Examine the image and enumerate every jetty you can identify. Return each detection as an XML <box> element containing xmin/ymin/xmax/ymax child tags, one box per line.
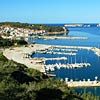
<box><xmin>46</xmin><ymin>51</ymin><xmax>77</xmax><ymax>56</ymax></box>
<box><xmin>54</xmin><ymin>48</ymin><xmax>78</xmax><ymax>52</ymax></box>
<box><xmin>66</xmin><ymin>81</ymin><xmax>100</xmax><ymax>87</ymax></box>
<box><xmin>65</xmin><ymin>77</ymin><xmax>100</xmax><ymax>87</ymax></box>
<box><xmin>47</xmin><ymin>74</ymin><xmax>56</xmax><ymax>77</ymax></box>
<box><xmin>49</xmin><ymin>45</ymin><xmax>100</xmax><ymax>57</ymax></box>
<box><xmin>91</xmin><ymin>47</ymin><xmax>100</xmax><ymax>56</ymax></box>
<box><xmin>22</xmin><ymin>35</ymin><xmax>88</xmax><ymax>40</ymax></box>
<box><xmin>43</xmin><ymin>57</ymin><xmax>67</xmax><ymax>61</ymax></box>
<box><xmin>39</xmin><ymin>36</ymin><xmax>88</xmax><ymax>40</ymax></box>
<box><xmin>45</xmin><ymin>62</ymin><xmax>91</xmax><ymax>70</ymax></box>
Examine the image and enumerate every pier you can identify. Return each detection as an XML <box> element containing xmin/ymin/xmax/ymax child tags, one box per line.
<box><xmin>38</xmin><ymin>36</ymin><xmax>88</xmax><ymax>40</ymax></box>
<box><xmin>91</xmin><ymin>47</ymin><xmax>100</xmax><ymax>56</ymax></box>
<box><xmin>52</xmin><ymin>45</ymin><xmax>92</xmax><ymax>50</ymax></box>
<box><xmin>43</xmin><ymin>57</ymin><xmax>67</xmax><ymax>61</ymax></box>
<box><xmin>45</xmin><ymin>62</ymin><xmax>91</xmax><ymax>70</ymax></box>
<box><xmin>65</xmin><ymin>77</ymin><xmax>100</xmax><ymax>87</ymax></box>
<box><xmin>54</xmin><ymin>48</ymin><xmax>78</xmax><ymax>52</ymax></box>
<box><xmin>49</xmin><ymin>45</ymin><xmax>100</xmax><ymax>57</ymax></box>
<box><xmin>46</xmin><ymin>51</ymin><xmax>77</xmax><ymax>56</ymax></box>
<box><xmin>66</xmin><ymin>81</ymin><xmax>100</xmax><ymax>87</ymax></box>
<box><xmin>32</xmin><ymin>44</ymin><xmax>100</xmax><ymax>57</ymax></box>
<box><xmin>23</xmin><ymin>35</ymin><xmax>88</xmax><ymax>40</ymax></box>
<box><xmin>47</xmin><ymin>74</ymin><xmax>56</xmax><ymax>77</ymax></box>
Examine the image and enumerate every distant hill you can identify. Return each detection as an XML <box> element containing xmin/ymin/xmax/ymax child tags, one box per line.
<box><xmin>0</xmin><ymin>22</ymin><xmax>68</xmax><ymax>34</ymax></box>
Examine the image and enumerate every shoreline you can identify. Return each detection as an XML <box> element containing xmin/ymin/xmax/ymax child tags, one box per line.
<box><xmin>3</xmin><ymin>44</ymin><xmax>100</xmax><ymax>74</ymax></box>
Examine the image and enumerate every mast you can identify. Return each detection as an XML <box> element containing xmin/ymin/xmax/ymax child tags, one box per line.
<box><xmin>75</xmin><ymin>56</ymin><xmax>76</xmax><ymax>64</ymax></box>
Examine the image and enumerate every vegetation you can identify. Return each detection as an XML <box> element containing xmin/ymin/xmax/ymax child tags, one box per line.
<box><xmin>0</xmin><ymin>37</ymin><xmax>27</xmax><ymax>47</ymax></box>
<box><xmin>0</xmin><ymin>22</ymin><xmax>68</xmax><ymax>32</ymax></box>
<box><xmin>0</xmin><ymin>52</ymin><xmax>99</xmax><ymax>100</ymax></box>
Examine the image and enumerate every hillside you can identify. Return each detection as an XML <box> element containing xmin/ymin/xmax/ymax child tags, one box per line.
<box><xmin>0</xmin><ymin>52</ymin><xmax>99</xmax><ymax>100</ymax></box>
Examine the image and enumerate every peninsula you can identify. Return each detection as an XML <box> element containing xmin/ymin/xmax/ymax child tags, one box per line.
<box><xmin>0</xmin><ymin>22</ymin><xmax>68</xmax><ymax>39</ymax></box>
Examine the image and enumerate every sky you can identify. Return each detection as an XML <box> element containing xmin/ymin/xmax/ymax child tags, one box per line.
<box><xmin>0</xmin><ymin>0</ymin><xmax>100</xmax><ymax>23</ymax></box>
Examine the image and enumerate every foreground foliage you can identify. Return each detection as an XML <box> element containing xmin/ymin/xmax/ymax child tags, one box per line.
<box><xmin>0</xmin><ymin>52</ymin><xmax>99</xmax><ymax>100</ymax></box>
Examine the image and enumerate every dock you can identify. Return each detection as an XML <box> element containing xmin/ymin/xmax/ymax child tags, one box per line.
<box><xmin>65</xmin><ymin>77</ymin><xmax>100</xmax><ymax>87</ymax></box>
<box><xmin>50</xmin><ymin>45</ymin><xmax>100</xmax><ymax>57</ymax></box>
<box><xmin>46</xmin><ymin>51</ymin><xmax>77</xmax><ymax>56</ymax></box>
<box><xmin>65</xmin><ymin>76</ymin><xmax>100</xmax><ymax>87</ymax></box>
<box><xmin>91</xmin><ymin>47</ymin><xmax>100</xmax><ymax>56</ymax></box>
<box><xmin>43</xmin><ymin>57</ymin><xmax>67</xmax><ymax>61</ymax></box>
<box><xmin>54</xmin><ymin>48</ymin><xmax>78</xmax><ymax>52</ymax></box>
<box><xmin>52</xmin><ymin>45</ymin><xmax>92</xmax><ymax>50</ymax></box>
<box><xmin>47</xmin><ymin>74</ymin><xmax>56</xmax><ymax>77</ymax></box>
<box><xmin>45</xmin><ymin>62</ymin><xmax>91</xmax><ymax>70</ymax></box>
<box><xmin>66</xmin><ymin>81</ymin><xmax>100</xmax><ymax>87</ymax></box>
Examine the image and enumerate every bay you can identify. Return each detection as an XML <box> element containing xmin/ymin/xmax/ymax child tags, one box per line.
<box><xmin>28</xmin><ymin>24</ymin><xmax>100</xmax><ymax>95</ymax></box>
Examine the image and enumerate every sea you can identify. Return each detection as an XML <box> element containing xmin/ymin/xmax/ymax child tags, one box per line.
<box><xmin>28</xmin><ymin>24</ymin><xmax>100</xmax><ymax>96</ymax></box>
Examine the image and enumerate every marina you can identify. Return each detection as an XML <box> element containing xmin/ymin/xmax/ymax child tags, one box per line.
<box><xmin>1</xmin><ymin>0</ymin><xmax>100</xmax><ymax>98</ymax></box>
<box><xmin>2</xmin><ymin>25</ymin><xmax>100</xmax><ymax>96</ymax></box>
<box><xmin>2</xmin><ymin>26</ymin><xmax>100</xmax><ymax>92</ymax></box>
<box><xmin>3</xmin><ymin>43</ymin><xmax>100</xmax><ymax>73</ymax></box>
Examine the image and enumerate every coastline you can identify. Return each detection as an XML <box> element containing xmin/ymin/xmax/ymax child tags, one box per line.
<box><xmin>3</xmin><ymin>44</ymin><xmax>100</xmax><ymax>74</ymax></box>
<box><xmin>3</xmin><ymin>44</ymin><xmax>51</xmax><ymax>73</ymax></box>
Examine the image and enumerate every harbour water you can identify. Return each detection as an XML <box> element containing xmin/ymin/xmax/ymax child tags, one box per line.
<box><xmin>28</xmin><ymin>24</ymin><xmax>100</xmax><ymax>95</ymax></box>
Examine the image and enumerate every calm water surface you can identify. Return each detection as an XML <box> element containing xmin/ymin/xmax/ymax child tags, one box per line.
<box><xmin>28</xmin><ymin>26</ymin><xmax>100</xmax><ymax>95</ymax></box>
